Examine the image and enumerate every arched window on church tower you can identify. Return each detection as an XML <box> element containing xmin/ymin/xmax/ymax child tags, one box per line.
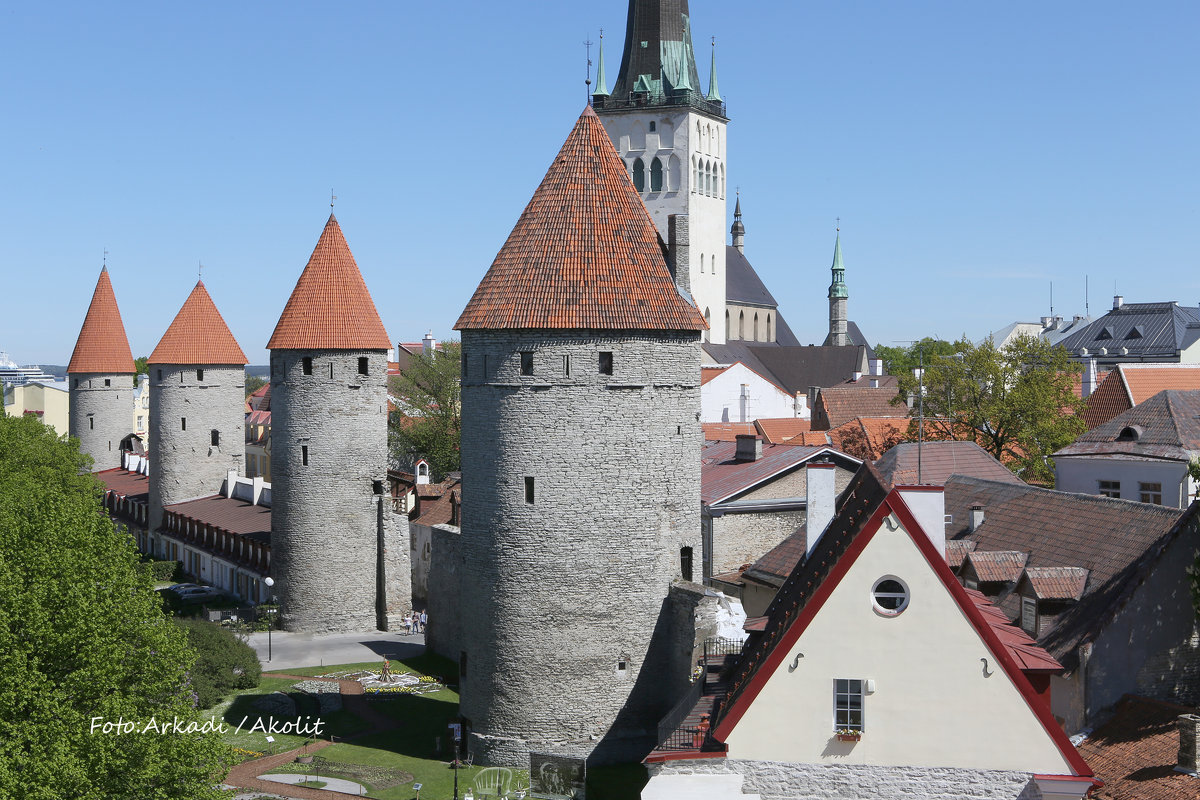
<box><xmin>705</xmin><ymin>161</ymin><xmax>712</xmax><ymax>196</ymax></box>
<box><xmin>720</xmin><ymin>163</ymin><xmax>726</xmax><ymax>198</ymax></box>
<box><xmin>753</xmin><ymin>313</ymin><xmax>760</xmax><ymax>341</ymax></box>
<box><xmin>632</xmin><ymin>158</ymin><xmax>645</xmax><ymax>192</ymax></box>
<box><xmin>704</xmin><ymin>308</ymin><xmax>711</xmax><ymax>342</ymax></box>
<box><xmin>650</xmin><ymin>157</ymin><xmax>663</xmax><ymax>192</ymax></box>
<box><xmin>699</xmin><ymin>253</ymin><xmax>704</xmax><ymax>273</ymax></box>
<box><xmin>739</xmin><ymin>310</ymin><xmax>745</xmax><ymax>339</ymax></box>
<box><xmin>692</xmin><ymin>157</ymin><xmax>699</xmax><ymax>193</ymax></box>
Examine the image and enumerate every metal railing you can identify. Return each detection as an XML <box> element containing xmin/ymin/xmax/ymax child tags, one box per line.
<box><xmin>593</xmin><ymin>93</ymin><xmax>727</xmax><ymax>118</ymax></box>
<box><xmin>657</xmin><ymin>724</ymin><xmax>715</xmax><ymax>752</ymax></box>
<box><xmin>656</xmin><ymin>678</ymin><xmax>702</xmax><ymax>746</ymax></box>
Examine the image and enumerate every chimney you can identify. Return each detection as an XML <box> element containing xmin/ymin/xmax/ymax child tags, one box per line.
<box><xmin>851</xmin><ymin>371</ymin><xmax>862</xmax><ymax>383</ymax></box>
<box><xmin>897</xmin><ymin>486</ymin><xmax>946</xmax><ymax>560</ymax></box>
<box><xmin>808</xmin><ymin>386</ymin><xmax>820</xmax><ymax>412</ymax></box>
<box><xmin>795</xmin><ymin>392</ymin><xmax>810</xmax><ymax>420</ymax></box>
<box><xmin>1040</xmin><ymin>316</ymin><xmax>1053</xmax><ymax>328</ymax></box>
<box><xmin>969</xmin><ymin>505</ymin><xmax>985</xmax><ymax>532</ymax></box>
<box><xmin>805</xmin><ymin>461</ymin><xmax>837</xmax><ymax>557</ymax></box>
<box><xmin>1177</xmin><ymin>714</ymin><xmax>1200</xmax><ymax>775</ymax></box>
<box><xmin>1082</xmin><ymin>358</ymin><xmax>1098</xmax><ymax>397</ymax></box>
<box><xmin>224</xmin><ymin>469</ymin><xmax>238</xmax><ymax>499</ymax></box>
<box><xmin>422</xmin><ymin>331</ymin><xmax>437</xmax><ymax>357</ymax></box>
<box><xmin>734</xmin><ymin>434</ymin><xmax>762</xmax><ymax>462</ymax></box>
<box><xmin>1113</xmin><ymin>295</ymin><xmax>1124</xmax><ymax>310</ymax></box>
<box><xmin>668</xmin><ymin>214</ymin><xmax>691</xmax><ymax>295</ymax></box>
<box><xmin>739</xmin><ymin>383</ymin><xmax>750</xmax><ymax>423</ymax></box>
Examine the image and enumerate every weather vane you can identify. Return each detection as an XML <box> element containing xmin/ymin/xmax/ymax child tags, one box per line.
<box><xmin>198</xmin><ymin>260</ymin><xmax>203</xmax><ymax>281</ymax></box>
<box><xmin>103</xmin><ymin>248</ymin><xmax>108</xmax><ymax>268</ymax></box>
<box><xmin>836</xmin><ymin>216</ymin><xmax>841</xmax><ymax>232</ymax></box>
<box><xmin>585</xmin><ymin>35</ymin><xmax>593</xmax><ymax>98</ymax></box>
<box><xmin>331</xmin><ymin>190</ymin><xmax>337</xmax><ymax>209</ymax></box>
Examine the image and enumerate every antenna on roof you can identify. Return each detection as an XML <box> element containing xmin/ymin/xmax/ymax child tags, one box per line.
<box><xmin>331</xmin><ymin>190</ymin><xmax>337</xmax><ymax>210</ymax></box>
<box><xmin>584</xmin><ymin>34</ymin><xmax>594</xmax><ymax>104</ymax></box>
<box><xmin>1050</xmin><ymin>281</ymin><xmax>1054</xmax><ymax>317</ymax></box>
<box><xmin>1086</xmin><ymin>275</ymin><xmax>1090</xmax><ymax>316</ymax></box>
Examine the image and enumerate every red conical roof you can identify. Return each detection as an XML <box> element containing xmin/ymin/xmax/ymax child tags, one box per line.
<box><xmin>267</xmin><ymin>214</ymin><xmax>391</xmax><ymax>350</ymax></box>
<box><xmin>67</xmin><ymin>267</ymin><xmax>136</xmax><ymax>374</ymax></box>
<box><xmin>149</xmin><ymin>281</ymin><xmax>248</xmax><ymax>365</ymax></box>
<box><xmin>455</xmin><ymin>106</ymin><xmax>706</xmax><ymax>331</ymax></box>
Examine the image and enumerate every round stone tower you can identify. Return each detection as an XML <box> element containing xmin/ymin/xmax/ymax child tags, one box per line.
<box><xmin>455</xmin><ymin>107</ymin><xmax>707</xmax><ymax>766</ymax></box>
<box><xmin>267</xmin><ymin>214</ymin><xmax>402</xmax><ymax>633</ymax></box>
<box><xmin>147</xmin><ymin>280</ymin><xmax>248</xmax><ymax>531</ymax></box>
<box><xmin>68</xmin><ymin>266</ymin><xmax>136</xmax><ymax>471</ymax></box>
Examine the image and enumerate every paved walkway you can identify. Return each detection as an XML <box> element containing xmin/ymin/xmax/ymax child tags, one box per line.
<box><xmin>248</xmin><ymin>629</ymin><xmax>425</xmax><ymax>671</ymax></box>
<box><xmin>261</xmin><ymin>774</ymin><xmax>368</xmax><ymax>795</ymax></box>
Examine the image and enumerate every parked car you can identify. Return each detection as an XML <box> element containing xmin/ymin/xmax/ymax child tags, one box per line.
<box><xmin>161</xmin><ymin>583</ymin><xmax>201</xmax><ymax>594</ymax></box>
<box><xmin>173</xmin><ymin>586</ymin><xmax>226</xmax><ymax>603</ymax></box>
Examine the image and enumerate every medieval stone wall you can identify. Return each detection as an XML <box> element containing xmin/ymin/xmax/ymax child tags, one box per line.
<box><xmin>69</xmin><ymin>372</ymin><xmax>132</xmax><ymax>471</ymax></box>
<box><xmin>458</xmin><ymin>329</ymin><xmax>702</xmax><ymax>766</ymax></box>
<box><xmin>269</xmin><ymin>348</ymin><xmax>400</xmax><ymax>633</ymax></box>
<box><xmin>710</xmin><ymin>508</ymin><xmax>806</xmax><ymax>577</ymax></box>
<box><xmin>149</xmin><ymin>364</ymin><xmax>245</xmax><ymax>530</ymax></box>
<box><xmin>426</xmin><ymin>523</ymin><xmax>463</xmax><ymax>663</ymax></box>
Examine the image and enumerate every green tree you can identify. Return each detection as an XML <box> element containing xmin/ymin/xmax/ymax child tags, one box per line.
<box><xmin>174</xmin><ymin>619</ymin><xmax>261</xmax><ymax>709</ymax></box>
<box><xmin>898</xmin><ymin>334</ymin><xmax>1084</xmax><ymax>485</ymax></box>
<box><xmin>388</xmin><ymin>341</ymin><xmax>461</xmax><ymax>480</ymax></box>
<box><xmin>134</xmin><ymin>355</ymin><xmax>149</xmax><ymax>386</ymax></box>
<box><xmin>0</xmin><ymin>414</ymin><xmax>231</xmax><ymax>800</ymax></box>
<box><xmin>244</xmin><ymin>375</ymin><xmax>267</xmax><ymax>398</ymax></box>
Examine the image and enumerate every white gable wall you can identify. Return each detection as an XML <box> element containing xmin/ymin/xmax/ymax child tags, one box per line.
<box><xmin>723</xmin><ymin>512</ymin><xmax>1075</xmax><ymax>775</ymax></box>
<box><xmin>701</xmin><ymin>363</ymin><xmax>795</xmax><ymax>423</ymax></box>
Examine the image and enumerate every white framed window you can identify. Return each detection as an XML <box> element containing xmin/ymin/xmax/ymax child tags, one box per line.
<box><xmin>1139</xmin><ymin>482</ymin><xmax>1162</xmax><ymax>505</ymax></box>
<box><xmin>1098</xmin><ymin>480</ymin><xmax>1120</xmax><ymax>498</ymax></box>
<box><xmin>1021</xmin><ymin>596</ymin><xmax>1038</xmax><ymax>635</ymax></box>
<box><xmin>872</xmin><ymin>576</ymin><xmax>909</xmax><ymax>616</ymax></box>
<box><xmin>834</xmin><ymin>679</ymin><xmax>864</xmax><ymax>731</ymax></box>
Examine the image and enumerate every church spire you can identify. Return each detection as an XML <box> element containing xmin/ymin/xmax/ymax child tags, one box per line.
<box><xmin>730</xmin><ymin>193</ymin><xmax>745</xmax><ymax>252</ymax></box>
<box><xmin>828</xmin><ymin>227</ymin><xmax>849</xmax><ymax>347</ymax></box>
<box><xmin>594</xmin><ymin>30</ymin><xmax>610</xmax><ymax>97</ymax></box>
<box><xmin>707</xmin><ymin>38</ymin><xmax>721</xmax><ymax>102</ymax></box>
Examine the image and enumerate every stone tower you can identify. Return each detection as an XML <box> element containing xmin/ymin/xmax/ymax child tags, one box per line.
<box><xmin>68</xmin><ymin>266</ymin><xmax>136</xmax><ymax>470</ymax></box>
<box><xmin>455</xmin><ymin>106</ymin><xmax>707</xmax><ymax>766</ymax></box>
<box><xmin>594</xmin><ymin>0</ymin><xmax>729</xmax><ymax>342</ymax></box>
<box><xmin>730</xmin><ymin>194</ymin><xmax>745</xmax><ymax>253</ymax></box>
<box><xmin>828</xmin><ymin>231</ymin><xmax>849</xmax><ymax>347</ymax></box>
<box><xmin>267</xmin><ymin>214</ymin><xmax>409</xmax><ymax>633</ymax></box>
<box><xmin>147</xmin><ymin>280</ymin><xmax>248</xmax><ymax>532</ymax></box>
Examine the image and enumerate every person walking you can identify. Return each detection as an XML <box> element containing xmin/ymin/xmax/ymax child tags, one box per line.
<box><xmin>420</xmin><ymin>610</ymin><xmax>427</xmax><ymax>633</ymax></box>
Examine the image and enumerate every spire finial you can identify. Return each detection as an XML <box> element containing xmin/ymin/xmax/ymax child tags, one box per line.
<box><xmin>198</xmin><ymin>260</ymin><xmax>204</xmax><ymax>282</ymax></box>
<box><xmin>836</xmin><ymin>216</ymin><xmax>840</xmax><ymax>232</ymax></box>
<box><xmin>102</xmin><ymin>248</ymin><xmax>108</xmax><ymax>270</ymax></box>
<box><xmin>330</xmin><ymin>190</ymin><xmax>337</xmax><ymax>210</ymax></box>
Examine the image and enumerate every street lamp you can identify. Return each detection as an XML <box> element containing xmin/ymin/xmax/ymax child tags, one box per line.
<box><xmin>263</xmin><ymin>576</ymin><xmax>276</xmax><ymax>662</ymax></box>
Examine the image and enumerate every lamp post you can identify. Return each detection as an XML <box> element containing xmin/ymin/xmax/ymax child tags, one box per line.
<box><xmin>264</xmin><ymin>576</ymin><xmax>276</xmax><ymax>662</ymax></box>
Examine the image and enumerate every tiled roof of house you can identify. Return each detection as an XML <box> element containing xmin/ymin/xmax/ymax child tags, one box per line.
<box><xmin>246</xmin><ymin>381</ymin><xmax>271</xmax><ymax>412</ymax></box>
<box><xmin>455</xmin><ymin>107</ymin><xmax>705</xmax><ymax>332</ymax></box>
<box><xmin>413</xmin><ymin>478</ymin><xmax>461</xmax><ymax>528</ymax></box>
<box><xmin>701</xmin><ymin>422</ymin><xmax>756</xmax><ymax>442</ymax></box>
<box><xmin>700</xmin><ymin>365</ymin><xmax>728</xmax><ymax>385</ymax></box>
<box><xmin>753</xmin><ymin>417</ymin><xmax>812</xmax><ymax>444</ymax></box>
<box><xmin>267</xmin><ymin>214</ymin><xmax>391</xmax><ymax>351</ymax></box>
<box><xmin>812</xmin><ymin>386</ymin><xmax>907</xmax><ymax>430</ymax></box>
<box><xmin>701</xmin><ymin>440</ymin><xmax>855</xmax><ymax>506</ymax></box>
<box><xmin>702</xmin><ymin>343</ymin><xmax>868</xmax><ymax>396</ymax></box>
<box><xmin>944</xmin><ymin>475</ymin><xmax>1188</xmax><ymax>668</ymax></box>
<box><xmin>826</xmin><ymin>416</ymin><xmax>908</xmax><ymax>461</ymax></box>
<box><xmin>1055</xmin><ymin>390</ymin><xmax>1200</xmax><ymax>461</ymax></box>
<box><xmin>742</xmin><ymin>528</ymin><xmax>807</xmax><ymax>587</ymax></box>
<box><xmin>963</xmin><ymin>549</ymin><xmax>1029</xmax><ymax>583</ymax></box>
<box><xmin>1022</xmin><ymin>567</ymin><xmax>1089</xmax><ymax>601</ymax></box>
<box><xmin>966</xmin><ymin>588</ymin><xmax>1064</xmax><ymax>672</ymax></box>
<box><xmin>1075</xmin><ymin>695</ymin><xmax>1200</xmax><ymax>800</ymax></box>
<box><xmin>1083</xmin><ymin>365</ymin><xmax>1200</xmax><ymax>429</ymax></box>
<box><xmin>946</xmin><ymin>539</ymin><xmax>976</xmax><ymax>569</ymax></box>
<box><xmin>148</xmin><ymin>281</ymin><xmax>248</xmax><ymax>365</ymax></box>
<box><xmin>95</xmin><ymin>467</ymin><xmax>150</xmax><ymax>502</ymax></box>
<box><xmin>874</xmin><ymin>441</ymin><xmax>1024</xmax><ymax>486</ymax></box>
<box><xmin>67</xmin><ymin>267</ymin><xmax>135</xmax><ymax>374</ymax></box>
<box><xmin>165</xmin><ymin>495</ymin><xmax>270</xmax><ymax>544</ymax></box>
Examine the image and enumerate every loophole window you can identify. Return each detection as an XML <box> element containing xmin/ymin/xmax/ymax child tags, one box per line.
<box><xmin>871</xmin><ymin>576</ymin><xmax>909</xmax><ymax>616</ymax></box>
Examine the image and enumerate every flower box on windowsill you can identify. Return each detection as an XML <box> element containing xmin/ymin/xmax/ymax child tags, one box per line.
<box><xmin>835</xmin><ymin>730</ymin><xmax>862</xmax><ymax>742</ymax></box>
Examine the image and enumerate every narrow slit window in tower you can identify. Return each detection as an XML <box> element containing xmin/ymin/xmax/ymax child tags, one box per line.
<box><xmin>524</xmin><ymin>476</ymin><xmax>535</xmax><ymax>504</ymax></box>
<box><xmin>302</xmin><ymin>445</ymin><xmax>309</xmax><ymax>466</ymax></box>
<box><xmin>649</xmin><ymin>121</ymin><xmax>656</xmax><ymax>131</ymax></box>
<box><xmin>520</xmin><ymin>351</ymin><xmax>533</xmax><ymax>376</ymax></box>
<box><xmin>302</xmin><ymin>357</ymin><xmax>313</xmax><ymax>375</ymax></box>
<box><xmin>181</xmin><ymin>417</ymin><xmax>187</xmax><ymax>431</ymax></box>
<box><xmin>104</xmin><ymin>378</ymin><xmax>111</xmax><ymax>387</ymax></box>
<box><xmin>329</xmin><ymin>362</ymin><xmax>334</xmax><ymax>379</ymax></box>
<box><xmin>563</xmin><ymin>354</ymin><xmax>571</xmax><ymax>377</ymax></box>
<box><xmin>89</xmin><ymin>417</ymin><xmax>94</xmax><ymax>430</ymax></box>
<box><xmin>681</xmin><ymin>546</ymin><xmax>694</xmax><ymax>582</ymax></box>
<box><xmin>358</xmin><ymin>356</ymin><xmax>368</xmax><ymax>375</ymax></box>
<box><xmin>211</xmin><ymin>430</ymin><xmax>219</xmax><ymax>447</ymax></box>
<box><xmin>599</xmin><ymin>351</ymin><xmax>614</xmax><ymax>375</ymax></box>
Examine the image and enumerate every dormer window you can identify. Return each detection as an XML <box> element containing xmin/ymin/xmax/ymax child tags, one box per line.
<box><xmin>1116</xmin><ymin>425</ymin><xmax>1143</xmax><ymax>442</ymax></box>
<box><xmin>1095</xmin><ymin>326</ymin><xmax>1114</xmax><ymax>340</ymax></box>
<box><xmin>1020</xmin><ymin>596</ymin><xmax>1038</xmax><ymax>635</ymax></box>
<box><xmin>1126</xmin><ymin>325</ymin><xmax>1144</xmax><ymax>339</ymax></box>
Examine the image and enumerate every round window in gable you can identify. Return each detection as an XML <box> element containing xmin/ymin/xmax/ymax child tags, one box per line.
<box><xmin>872</xmin><ymin>576</ymin><xmax>910</xmax><ymax>616</ymax></box>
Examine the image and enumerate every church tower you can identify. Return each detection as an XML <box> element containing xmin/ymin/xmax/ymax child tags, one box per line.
<box><xmin>267</xmin><ymin>215</ymin><xmax>408</xmax><ymax>633</ymax></box>
<box><xmin>68</xmin><ymin>266</ymin><xmax>136</xmax><ymax>470</ymax></box>
<box><xmin>594</xmin><ymin>0</ymin><xmax>729</xmax><ymax>343</ymax></box>
<box><xmin>828</xmin><ymin>230</ymin><xmax>849</xmax><ymax>347</ymax></box>
<box><xmin>147</xmin><ymin>281</ymin><xmax>248</xmax><ymax>532</ymax></box>
<box><xmin>455</xmin><ymin>107</ymin><xmax>706</xmax><ymax>766</ymax></box>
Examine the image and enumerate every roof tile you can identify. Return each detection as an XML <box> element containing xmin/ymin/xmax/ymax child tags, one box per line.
<box><xmin>149</xmin><ymin>281</ymin><xmax>248</xmax><ymax>365</ymax></box>
<box><xmin>1076</xmin><ymin>695</ymin><xmax>1200</xmax><ymax>800</ymax></box>
<box><xmin>67</xmin><ymin>267</ymin><xmax>135</xmax><ymax>374</ymax></box>
<box><xmin>454</xmin><ymin>106</ymin><xmax>706</xmax><ymax>332</ymax></box>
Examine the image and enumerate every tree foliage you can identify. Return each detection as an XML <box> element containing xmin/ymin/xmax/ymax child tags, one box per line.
<box><xmin>890</xmin><ymin>335</ymin><xmax>1085</xmax><ymax>485</ymax></box>
<box><xmin>244</xmin><ymin>375</ymin><xmax>267</xmax><ymax>398</ymax></box>
<box><xmin>0</xmin><ymin>414</ymin><xmax>231</xmax><ymax>799</ymax></box>
<box><xmin>134</xmin><ymin>355</ymin><xmax>150</xmax><ymax>385</ymax></box>
<box><xmin>388</xmin><ymin>341</ymin><xmax>462</xmax><ymax>480</ymax></box>
<box><xmin>174</xmin><ymin>619</ymin><xmax>261</xmax><ymax>709</ymax></box>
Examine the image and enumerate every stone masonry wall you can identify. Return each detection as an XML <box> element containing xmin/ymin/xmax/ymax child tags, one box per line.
<box><xmin>269</xmin><ymin>348</ymin><xmax>400</xmax><ymax>633</ymax></box>
<box><xmin>149</xmin><ymin>364</ymin><xmax>245</xmax><ymax>531</ymax></box>
<box><xmin>459</xmin><ymin>330</ymin><xmax>702</xmax><ymax>766</ymax></box>
<box><xmin>651</xmin><ymin>758</ymin><xmax>1043</xmax><ymax>800</ymax></box>
<box><xmin>384</xmin><ymin>510</ymin><xmax>413</xmax><ymax>630</ymax></box>
<box><xmin>426</xmin><ymin>523</ymin><xmax>462</xmax><ymax>663</ymax></box>
<box><xmin>69</xmin><ymin>372</ymin><xmax>133</xmax><ymax>471</ymax></box>
<box><xmin>710</xmin><ymin>508</ymin><xmax>807</xmax><ymax>577</ymax></box>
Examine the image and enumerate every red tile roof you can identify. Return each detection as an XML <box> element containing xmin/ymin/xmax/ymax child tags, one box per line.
<box><xmin>826</xmin><ymin>416</ymin><xmax>908</xmax><ymax>461</ymax></box>
<box><xmin>966</xmin><ymin>589</ymin><xmax>1064</xmax><ymax>672</ymax></box>
<box><xmin>1076</xmin><ymin>695</ymin><xmax>1200</xmax><ymax>800</ymax></box>
<box><xmin>165</xmin><ymin>495</ymin><xmax>270</xmax><ymax>542</ymax></box>
<box><xmin>964</xmin><ymin>549</ymin><xmax>1029</xmax><ymax>583</ymax></box>
<box><xmin>95</xmin><ymin>467</ymin><xmax>150</xmax><ymax>500</ymax></box>
<box><xmin>874</xmin><ymin>441</ymin><xmax>1025</xmax><ymax>486</ymax></box>
<box><xmin>700</xmin><ymin>366</ymin><xmax>728</xmax><ymax>386</ymax></box>
<box><xmin>701</xmin><ymin>440</ymin><xmax>854</xmax><ymax>505</ymax></box>
<box><xmin>454</xmin><ymin>106</ymin><xmax>706</xmax><ymax>332</ymax></box>
<box><xmin>1023</xmin><ymin>567</ymin><xmax>1089</xmax><ymax>601</ymax></box>
<box><xmin>68</xmin><ymin>267</ymin><xmax>135</xmax><ymax>374</ymax></box>
<box><xmin>812</xmin><ymin>386</ymin><xmax>907</xmax><ymax>430</ymax></box>
<box><xmin>148</xmin><ymin>281</ymin><xmax>248</xmax><ymax>365</ymax></box>
<box><xmin>701</xmin><ymin>422</ymin><xmax>755</xmax><ymax>442</ymax></box>
<box><xmin>946</xmin><ymin>539</ymin><xmax>976</xmax><ymax>569</ymax></box>
<box><xmin>1083</xmin><ymin>364</ymin><xmax>1200</xmax><ymax>429</ymax></box>
<box><xmin>754</xmin><ymin>417</ymin><xmax>812</xmax><ymax>444</ymax></box>
<box><xmin>267</xmin><ymin>214</ymin><xmax>391</xmax><ymax>350</ymax></box>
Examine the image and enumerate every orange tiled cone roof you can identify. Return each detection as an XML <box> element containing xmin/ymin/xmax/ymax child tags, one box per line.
<box><xmin>149</xmin><ymin>281</ymin><xmax>248</xmax><ymax>365</ymax></box>
<box><xmin>267</xmin><ymin>214</ymin><xmax>391</xmax><ymax>350</ymax></box>
<box><xmin>67</xmin><ymin>267</ymin><xmax>136</xmax><ymax>374</ymax></box>
<box><xmin>455</xmin><ymin>106</ymin><xmax>706</xmax><ymax>331</ymax></box>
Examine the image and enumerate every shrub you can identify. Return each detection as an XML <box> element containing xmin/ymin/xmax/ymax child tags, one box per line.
<box><xmin>140</xmin><ymin>558</ymin><xmax>183</xmax><ymax>582</ymax></box>
<box><xmin>174</xmin><ymin>618</ymin><xmax>262</xmax><ymax>707</ymax></box>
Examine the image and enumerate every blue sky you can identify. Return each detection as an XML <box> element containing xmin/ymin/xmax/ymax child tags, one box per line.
<box><xmin>3</xmin><ymin>1</ymin><xmax>1197</xmax><ymax>365</ymax></box>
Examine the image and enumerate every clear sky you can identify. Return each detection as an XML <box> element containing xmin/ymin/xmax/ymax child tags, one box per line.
<box><xmin>3</xmin><ymin>1</ymin><xmax>1197</xmax><ymax>366</ymax></box>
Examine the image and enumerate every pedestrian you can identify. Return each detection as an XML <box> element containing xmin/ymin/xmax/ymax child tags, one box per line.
<box><xmin>420</xmin><ymin>609</ymin><xmax>428</xmax><ymax>633</ymax></box>
<box><xmin>403</xmin><ymin>615</ymin><xmax>412</xmax><ymax>635</ymax></box>
<box><xmin>411</xmin><ymin>612</ymin><xmax>420</xmax><ymax>633</ymax></box>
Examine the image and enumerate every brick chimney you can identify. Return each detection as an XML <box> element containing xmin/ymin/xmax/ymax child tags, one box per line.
<box><xmin>1178</xmin><ymin>714</ymin><xmax>1200</xmax><ymax>775</ymax></box>
<box><xmin>805</xmin><ymin>461</ymin><xmax>837</xmax><ymax>557</ymax></box>
<box><xmin>735</xmin><ymin>434</ymin><xmax>762</xmax><ymax>463</ymax></box>
<box><xmin>969</xmin><ymin>505</ymin><xmax>985</xmax><ymax>532</ymax></box>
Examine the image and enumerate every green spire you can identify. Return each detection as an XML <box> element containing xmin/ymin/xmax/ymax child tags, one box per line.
<box><xmin>673</xmin><ymin>47</ymin><xmax>693</xmax><ymax>92</ymax></box>
<box><xmin>829</xmin><ymin>230</ymin><xmax>848</xmax><ymax>299</ymax></box>
<box><xmin>594</xmin><ymin>32</ymin><xmax>610</xmax><ymax>97</ymax></box>
<box><xmin>707</xmin><ymin>39</ymin><xmax>721</xmax><ymax>102</ymax></box>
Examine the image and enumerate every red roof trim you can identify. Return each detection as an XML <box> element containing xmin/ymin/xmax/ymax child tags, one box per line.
<box><xmin>643</xmin><ymin>750</ymin><xmax>727</xmax><ymax>764</ymax></box>
<box><xmin>712</xmin><ymin>488</ymin><xmax>1093</xmax><ymax>779</ymax></box>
